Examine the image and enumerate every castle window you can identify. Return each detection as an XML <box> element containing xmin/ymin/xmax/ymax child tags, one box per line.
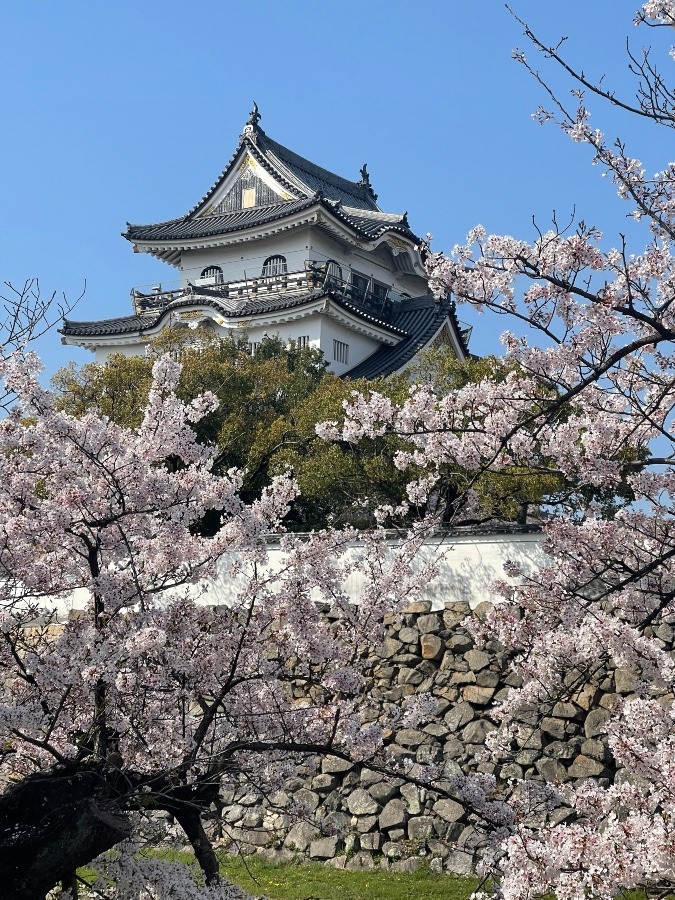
<box><xmin>351</xmin><ymin>271</ymin><xmax>369</xmax><ymax>303</ymax></box>
<box><xmin>333</xmin><ymin>339</ymin><xmax>349</xmax><ymax>365</ymax></box>
<box><xmin>261</xmin><ymin>255</ymin><xmax>287</xmax><ymax>278</ymax></box>
<box><xmin>296</xmin><ymin>335</ymin><xmax>310</xmax><ymax>349</ymax></box>
<box><xmin>200</xmin><ymin>266</ymin><xmax>223</xmax><ymax>284</ymax></box>
<box><xmin>372</xmin><ymin>281</ymin><xmax>389</xmax><ymax>303</ymax></box>
<box><xmin>325</xmin><ymin>260</ymin><xmax>343</xmax><ymax>287</ymax></box>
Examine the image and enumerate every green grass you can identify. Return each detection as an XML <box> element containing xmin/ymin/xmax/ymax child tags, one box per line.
<box><xmin>78</xmin><ymin>850</ymin><xmax>478</xmax><ymax>899</ymax></box>
<box><xmin>216</xmin><ymin>854</ymin><xmax>478</xmax><ymax>900</ymax></box>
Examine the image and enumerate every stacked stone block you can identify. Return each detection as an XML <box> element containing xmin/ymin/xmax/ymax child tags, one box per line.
<box><xmin>211</xmin><ymin>598</ymin><xmax>657</xmax><ymax>873</ymax></box>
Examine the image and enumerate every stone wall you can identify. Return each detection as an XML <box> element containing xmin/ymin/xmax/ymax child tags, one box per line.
<box><xmin>208</xmin><ymin>596</ymin><xmax>638</xmax><ymax>874</ymax></box>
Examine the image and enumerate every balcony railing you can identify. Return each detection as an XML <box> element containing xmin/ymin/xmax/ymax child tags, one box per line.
<box><xmin>131</xmin><ymin>262</ymin><xmax>406</xmax><ymax>319</ymax></box>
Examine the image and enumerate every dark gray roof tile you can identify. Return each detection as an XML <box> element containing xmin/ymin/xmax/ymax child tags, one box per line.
<box><xmin>61</xmin><ymin>290</ymin><xmax>408</xmax><ymax>340</ymax></box>
<box><xmin>258</xmin><ymin>131</ymin><xmax>379</xmax><ymax>211</ymax></box>
<box><xmin>343</xmin><ymin>296</ymin><xmax>462</xmax><ymax>379</ymax></box>
<box><xmin>125</xmin><ymin>197</ymin><xmax>317</xmax><ymax>242</ymax></box>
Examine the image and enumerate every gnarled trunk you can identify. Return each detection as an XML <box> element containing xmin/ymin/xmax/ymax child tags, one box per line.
<box><xmin>0</xmin><ymin>769</ymin><xmax>130</xmax><ymax>900</ymax></box>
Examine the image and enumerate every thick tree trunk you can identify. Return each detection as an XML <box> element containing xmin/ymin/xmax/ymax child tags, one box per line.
<box><xmin>173</xmin><ymin>807</ymin><xmax>221</xmax><ymax>886</ymax></box>
<box><xmin>0</xmin><ymin>769</ymin><xmax>130</xmax><ymax>900</ymax></box>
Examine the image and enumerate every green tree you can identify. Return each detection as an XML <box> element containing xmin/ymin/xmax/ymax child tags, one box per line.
<box><xmin>54</xmin><ymin>336</ymin><xmax>573</xmax><ymax>530</ymax></box>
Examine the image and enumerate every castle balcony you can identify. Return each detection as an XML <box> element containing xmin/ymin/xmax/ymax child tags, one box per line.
<box><xmin>131</xmin><ymin>262</ymin><xmax>407</xmax><ymax>321</ymax></box>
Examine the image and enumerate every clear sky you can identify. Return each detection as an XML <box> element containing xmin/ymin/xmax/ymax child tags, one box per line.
<box><xmin>2</xmin><ymin>1</ymin><xmax>671</xmax><ymax>376</ymax></box>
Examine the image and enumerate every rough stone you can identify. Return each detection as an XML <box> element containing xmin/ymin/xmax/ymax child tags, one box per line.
<box><xmin>359</xmin><ymin>832</ymin><xmax>382</xmax><ymax>851</ymax></box>
<box><xmin>312</xmin><ymin>773</ymin><xmax>338</xmax><ymax>792</ymax></box>
<box><xmin>346</xmin><ymin>851</ymin><xmax>376</xmax><ymax>870</ymax></box>
<box><xmin>407</xmin><ymin>815</ymin><xmax>436</xmax><ymax>840</ymax></box>
<box><xmin>294</xmin><ymin>788</ymin><xmax>320</xmax><ymax>811</ymax></box>
<box><xmin>391</xmin><ymin>858</ymin><xmax>421</xmax><ymax>873</ymax></box>
<box><xmin>382</xmin><ymin>841</ymin><xmax>404</xmax><ymax>858</ymax></box>
<box><xmin>399</xmin><ymin>626</ymin><xmax>420</xmax><ymax>644</ymax></box>
<box><xmin>462</xmin><ymin>685</ymin><xmax>495</xmax><ymax>705</ymax></box>
<box><xmin>444</xmin><ymin>701</ymin><xmax>475</xmax><ymax>731</ymax></box>
<box><xmin>354</xmin><ymin>814</ymin><xmax>378</xmax><ymax>833</ymax></box>
<box><xmin>614</xmin><ymin>668</ymin><xmax>638</xmax><ymax>693</ymax></box>
<box><xmin>241</xmin><ymin>808</ymin><xmax>263</xmax><ymax>828</ymax></box>
<box><xmin>421</xmin><ymin>633</ymin><xmax>443</xmax><ymax>659</ymax></box>
<box><xmin>462</xmin><ymin>719</ymin><xmax>494</xmax><ymax>744</ymax></box>
<box><xmin>379</xmin><ymin>799</ymin><xmax>408</xmax><ymax>830</ymax></box>
<box><xmin>552</xmin><ymin>701</ymin><xmax>583</xmax><ymax>720</ymax></box>
<box><xmin>568</xmin><ymin>754</ymin><xmax>608</xmax><ymax>779</ymax></box>
<box><xmin>465</xmin><ymin>649</ymin><xmax>490</xmax><ymax>671</ymax></box>
<box><xmin>545</xmin><ymin>740</ymin><xmax>578</xmax><ymax>760</ymax></box>
<box><xmin>443</xmin><ymin>604</ymin><xmax>470</xmax><ymax>628</ymax></box>
<box><xmin>445</xmin><ymin>849</ymin><xmax>475</xmax><ymax>875</ymax></box>
<box><xmin>535</xmin><ymin>757</ymin><xmax>568</xmax><ymax>782</ymax></box>
<box><xmin>309</xmin><ymin>836</ymin><xmax>340</xmax><ymax>859</ymax></box>
<box><xmin>284</xmin><ymin>821</ymin><xmax>320</xmax><ymax>851</ymax></box>
<box><xmin>368</xmin><ymin>780</ymin><xmax>400</xmax><ymax>804</ymax></box>
<box><xmin>322</xmin><ymin>811</ymin><xmax>351</xmax><ymax>834</ymax></box>
<box><xmin>379</xmin><ymin>637</ymin><xmax>403</xmax><ymax>658</ymax></box>
<box><xmin>321</xmin><ymin>756</ymin><xmax>353</xmax><ymax>774</ymax></box>
<box><xmin>575</xmin><ymin>684</ymin><xmax>601</xmax><ymax>711</ymax></box>
<box><xmin>398</xmin><ymin>667</ymin><xmax>425</xmax><ymax>686</ymax></box>
<box><xmin>584</xmin><ymin>707</ymin><xmax>611</xmax><ymax>738</ymax></box>
<box><xmin>433</xmin><ymin>798</ymin><xmax>465</xmax><ymax>823</ymax></box>
<box><xmin>400</xmin><ymin>782</ymin><xmax>421</xmax><ymax>814</ymax></box>
<box><xmin>541</xmin><ymin>716</ymin><xmax>566</xmax><ymax>740</ymax></box>
<box><xmin>580</xmin><ymin>738</ymin><xmax>610</xmax><ymax>761</ymax></box>
<box><xmin>418</xmin><ymin>613</ymin><xmax>443</xmax><ymax>634</ymax></box>
<box><xmin>475</xmin><ymin>670</ymin><xmax>500</xmax><ymax>688</ymax></box>
<box><xmin>347</xmin><ymin>788</ymin><xmax>380</xmax><ymax>816</ymax></box>
<box><xmin>395</xmin><ymin>728</ymin><xmax>427</xmax><ymax>747</ymax></box>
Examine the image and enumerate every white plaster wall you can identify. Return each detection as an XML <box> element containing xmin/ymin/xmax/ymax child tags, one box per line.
<box><xmin>317</xmin><ymin>316</ymin><xmax>381</xmax><ymax>375</ymax></box>
<box><xmin>307</xmin><ymin>231</ymin><xmax>428</xmax><ymax>298</ymax></box>
<box><xmin>230</xmin><ymin>317</ymin><xmax>323</xmax><ymax>353</ymax></box>
<box><xmin>92</xmin><ymin>344</ymin><xmax>143</xmax><ymax>364</ymax></box>
<box><xmin>179</xmin><ymin>231</ymin><xmax>312</xmax><ymax>288</ymax></box>
<box><xmin>50</xmin><ymin>532</ymin><xmax>547</xmax><ymax>620</ymax></box>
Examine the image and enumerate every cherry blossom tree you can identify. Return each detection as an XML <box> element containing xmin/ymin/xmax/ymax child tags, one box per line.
<box><xmin>0</xmin><ymin>348</ymin><xmax>435</xmax><ymax>900</ymax></box>
<box><xmin>323</xmin><ymin>3</ymin><xmax>675</xmax><ymax>897</ymax></box>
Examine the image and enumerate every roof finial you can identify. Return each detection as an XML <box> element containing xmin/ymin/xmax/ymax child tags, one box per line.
<box><xmin>358</xmin><ymin>163</ymin><xmax>378</xmax><ymax>203</ymax></box>
<box><xmin>246</xmin><ymin>102</ymin><xmax>261</xmax><ymax>128</ymax></box>
<box><xmin>241</xmin><ymin>102</ymin><xmax>261</xmax><ymax>143</ymax></box>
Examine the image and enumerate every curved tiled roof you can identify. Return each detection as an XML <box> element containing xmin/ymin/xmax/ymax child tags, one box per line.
<box><xmin>123</xmin><ymin>120</ymin><xmax>418</xmax><ymax>246</ymax></box>
<box><xmin>125</xmin><ymin>197</ymin><xmax>317</xmax><ymax>243</ymax></box>
<box><xmin>344</xmin><ymin>296</ymin><xmax>465</xmax><ymax>379</ymax></box>
<box><xmin>60</xmin><ymin>313</ymin><xmax>158</xmax><ymax>337</ymax></box>
<box><xmin>257</xmin><ymin>131</ymin><xmax>379</xmax><ymax>211</ymax></box>
<box><xmin>61</xmin><ymin>289</ymin><xmax>408</xmax><ymax>341</ymax></box>
<box><xmin>125</xmin><ymin>196</ymin><xmax>418</xmax><ymax>247</ymax></box>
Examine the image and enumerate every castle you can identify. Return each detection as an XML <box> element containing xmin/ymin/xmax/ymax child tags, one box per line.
<box><xmin>61</xmin><ymin>105</ymin><xmax>469</xmax><ymax>377</ymax></box>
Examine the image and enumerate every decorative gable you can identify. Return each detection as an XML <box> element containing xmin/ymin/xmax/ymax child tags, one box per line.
<box><xmin>200</xmin><ymin>155</ymin><xmax>293</xmax><ymax>216</ymax></box>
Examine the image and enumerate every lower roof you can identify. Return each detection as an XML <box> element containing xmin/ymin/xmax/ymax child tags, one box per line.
<box><xmin>60</xmin><ymin>291</ymin><xmax>467</xmax><ymax>379</ymax></box>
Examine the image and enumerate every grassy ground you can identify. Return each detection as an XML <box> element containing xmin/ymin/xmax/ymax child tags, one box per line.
<box><xmin>217</xmin><ymin>855</ymin><xmax>478</xmax><ymax>900</ymax></box>
<box><xmin>77</xmin><ymin>851</ymin><xmax>478</xmax><ymax>899</ymax></box>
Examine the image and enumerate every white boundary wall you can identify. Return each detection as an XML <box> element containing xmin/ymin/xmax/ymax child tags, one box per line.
<box><xmin>50</xmin><ymin>529</ymin><xmax>546</xmax><ymax>620</ymax></box>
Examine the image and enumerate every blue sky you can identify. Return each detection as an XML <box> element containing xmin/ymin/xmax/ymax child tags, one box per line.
<box><xmin>2</xmin><ymin>1</ymin><xmax>671</xmax><ymax>376</ymax></box>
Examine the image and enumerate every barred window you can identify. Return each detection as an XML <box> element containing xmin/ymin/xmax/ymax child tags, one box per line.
<box><xmin>296</xmin><ymin>335</ymin><xmax>310</xmax><ymax>349</ymax></box>
<box><xmin>200</xmin><ymin>265</ymin><xmax>223</xmax><ymax>284</ymax></box>
<box><xmin>325</xmin><ymin>260</ymin><xmax>343</xmax><ymax>286</ymax></box>
<box><xmin>261</xmin><ymin>255</ymin><xmax>287</xmax><ymax>278</ymax></box>
<box><xmin>351</xmin><ymin>271</ymin><xmax>369</xmax><ymax>302</ymax></box>
<box><xmin>333</xmin><ymin>339</ymin><xmax>349</xmax><ymax>365</ymax></box>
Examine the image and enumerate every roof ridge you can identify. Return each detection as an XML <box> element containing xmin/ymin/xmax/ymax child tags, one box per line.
<box><xmin>341</xmin><ymin>207</ymin><xmax>406</xmax><ymax>222</ymax></box>
<box><xmin>259</xmin><ymin>131</ymin><xmax>380</xmax><ymax>210</ymax></box>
